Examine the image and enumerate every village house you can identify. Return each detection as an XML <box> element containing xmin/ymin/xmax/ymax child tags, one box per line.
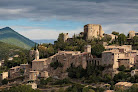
<box><xmin>9</xmin><ymin>63</ymin><xmax>31</xmax><ymax>79</ymax></box>
<box><xmin>29</xmin><ymin>71</ymin><xmax>39</xmax><ymax>80</ymax></box>
<box><xmin>9</xmin><ymin>66</ymin><xmax>21</xmax><ymax>79</ymax></box>
<box><xmin>102</xmin><ymin>45</ymin><xmax>137</xmax><ymax>69</ymax></box>
<box><xmin>31</xmin><ymin>45</ymin><xmax>93</xmax><ymax>79</ymax></box>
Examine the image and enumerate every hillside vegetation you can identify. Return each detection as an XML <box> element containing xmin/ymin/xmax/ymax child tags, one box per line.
<box><xmin>0</xmin><ymin>41</ymin><xmax>28</xmax><ymax>59</ymax></box>
<box><xmin>0</xmin><ymin>27</ymin><xmax>35</xmax><ymax>49</ymax></box>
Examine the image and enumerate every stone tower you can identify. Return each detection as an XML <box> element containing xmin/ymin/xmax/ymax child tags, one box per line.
<box><xmin>84</xmin><ymin>45</ymin><xmax>91</xmax><ymax>53</ymax></box>
<box><xmin>63</xmin><ymin>33</ymin><xmax>69</xmax><ymax>42</ymax></box>
<box><xmin>129</xmin><ymin>31</ymin><xmax>135</xmax><ymax>39</ymax></box>
<box><xmin>84</xmin><ymin>24</ymin><xmax>104</xmax><ymax>40</ymax></box>
<box><xmin>35</xmin><ymin>49</ymin><xmax>39</xmax><ymax>60</ymax></box>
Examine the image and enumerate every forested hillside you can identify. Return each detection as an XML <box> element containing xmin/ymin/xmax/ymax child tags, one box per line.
<box><xmin>0</xmin><ymin>41</ymin><xmax>28</xmax><ymax>60</ymax></box>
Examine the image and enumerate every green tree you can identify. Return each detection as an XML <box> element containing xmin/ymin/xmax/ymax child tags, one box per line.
<box><xmin>102</xmin><ymin>35</ymin><xmax>112</xmax><ymax>42</ymax></box>
<box><xmin>113</xmin><ymin>72</ymin><xmax>128</xmax><ymax>83</ymax></box>
<box><xmin>118</xmin><ymin>34</ymin><xmax>126</xmax><ymax>45</ymax></box>
<box><xmin>118</xmin><ymin>65</ymin><xmax>126</xmax><ymax>71</ymax></box>
<box><xmin>132</xmin><ymin>36</ymin><xmax>138</xmax><ymax>46</ymax></box>
<box><xmin>54</xmin><ymin>33</ymin><xmax>66</xmax><ymax>50</ymax></box>
<box><xmin>112</xmin><ymin>31</ymin><xmax>119</xmax><ymax>36</ymax></box>
<box><xmin>91</xmin><ymin>44</ymin><xmax>105</xmax><ymax>58</ymax></box>
<box><xmin>50</xmin><ymin>60</ymin><xmax>63</xmax><ymax>69</ymax></box>
<box><xmin>2</xmin><ymin>79</ymin><xmax>8</xmax><ymax>85</ymax></box>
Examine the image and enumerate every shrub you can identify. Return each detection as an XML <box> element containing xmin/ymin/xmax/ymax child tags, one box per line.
<box><xmin>53</xmin><ymin>78</ymin><xmax>71</xmax><ymax>85</ymax></box>
<box><xmin>118</xmin><ymin>65</ymin><xmax>126</xmax><ymax>71</ymax></box>
<box><xmin>2</xmin><ymin>79</ymin><xmax>8</xmax><ymax>85</ymax></box>
<box><xmin>50</xmin><ymin>60</ymin><xmax>63</xmax><ymax>69</ymax></box>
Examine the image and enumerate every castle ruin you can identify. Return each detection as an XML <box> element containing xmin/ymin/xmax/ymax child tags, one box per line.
<box><xmin>84</xmin><ymin>24</ymin><xmax>104</xmax><ymax>40</ymax></box>
<box><xmin>129</xmin><ymin>31</ymin><xmax>135</xmax><ymax>39</ymax></box>
<box><xmin>63</xmin><ymin>33</ymin><xmax>69</xmax><ymax>42</ymax></box>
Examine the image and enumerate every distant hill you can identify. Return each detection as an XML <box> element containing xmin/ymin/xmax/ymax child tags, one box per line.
<box><xmin>0</xmin><ymin>41</ymin><xmax>27</xmax><ymax>59</ymax></box>
<box><xmin>33</xmin><ymin>39</ymin><xmax>55</xmax><ymax>44</ymax></box>
<box><xmin>0</xmin><ymin>27</ymin><xmax>36</xmax><ymax>49</ymax></box>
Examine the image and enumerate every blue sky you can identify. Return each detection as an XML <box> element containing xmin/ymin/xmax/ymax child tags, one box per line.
<box><xmin>0</xmin><ymin>0</ymin><xmax>138</xmax><ymax>39</ymax></box>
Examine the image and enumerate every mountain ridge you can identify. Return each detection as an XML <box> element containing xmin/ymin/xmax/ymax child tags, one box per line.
<box><xmin>0</xmin><ymin>27</ymin><xmax>36</xmax><ymax>49</ymax></box>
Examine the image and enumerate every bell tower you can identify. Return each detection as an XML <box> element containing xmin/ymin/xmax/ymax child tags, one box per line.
<box><xmin>35</xmin><ymin>49</ymin><xmax>39</xmax><ymax>60</ymax></box>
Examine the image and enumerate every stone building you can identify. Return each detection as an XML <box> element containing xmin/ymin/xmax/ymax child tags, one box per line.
<box><xmin>84</xmin><ymin>24</ymin><xmax>104</xmax><ymax>40</ymax></box>
<box><xmin>84</xmin><ymin>45</ymin><xmax>91</xmax><ymax>53</ymax></box>
<box><xmin>29</xmin><ymin>71</ymin><xmax>39</xmax><ymax>80</ymax></box>
<box><xmin>0</xmin><ymin>72</ymin><xmax>8</xmax><ymax>80</ymax></box>
<box><xmin>32</xmin><ymin>59</ymin><xmax>47</xmax><ymax>71</ymax></box>
<box><xmin>104</xmin><ymin>45</ymin><xmax>132</xmax><ymax>52</ymax></box>
<box><xmin>102</xmin><ymin>45</ymin><xmax>137</xmax><ymax>69</ymax></box>
<box><xmin>9</xmin><ymin>64</ymin><xmax>31</xmax><ymax>79</ymax></box>
<box><xmin>9</xmin><ymin>66</ymin><xmax>21</xmax><ymax>79</ymax></box>
<box><xmin>31</xmin><ymin>45</ymin><xmax>93</xmax><ymax>78</ymax></box>
<box><xmin>129</xmin><ymin>31</ymin><xmax>135</xmax><ymax>39</ymax></box>
<box><xmin>35</xmin><ymin>49</ymin><xmax>39</xmax><ymax>60</ymax></box>
<box><xmin>20</xmin><ymin>64</ymin><xmax>31</xmax><ymax>76</ymax></box>
<box><xmin>63</xmin><ymin>33</ymin><xmax>69</xmax><ymax>42</ymax></box>
<box><xmin>129</xmin><ymin>31</ymin><xmax>138</xmax><ymax>39</ymax></box>
<box><xmin>40</xmin><ymin>71</ymin><xmax>49</xmax><ymax>78</ymax></box>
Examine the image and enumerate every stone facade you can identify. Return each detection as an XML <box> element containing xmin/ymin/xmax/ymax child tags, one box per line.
<box><xmin>29</xmin><ymin>71</ymin><xmax>39</xmax><ymax>80</ymax></box>
<box><xmin>102</xmin><ymin>45</ymin><xmax>137</xmax><ymax>70</ymax></box>
<box><xmin>129</xmin><ymin>31</ymin><xmax>136</xmax><ymax>38</ymax></box>
<box><xmin>35</xmin><ymin>49</ymin><xmax>39</xmax><ymax>60</ymax></box>
<box><xmin>9</xmin><ymin>66</ymin><xmax>21</xmax><ymax>79</ymax></box>
<box><xmin>20</xmin><ymin>64</ymin><xmax>31</xmax><ymax>76</ymax></box>
<box><xmin>118</xmin><ymin>58</ymin><xmax>134</xmax><ymax>69</ymax></box>
<box><xmin>0</xmin><ymin>72</ymin><xmax>8</xmax><ymax>80</ymax></box>
<box><xmin>32</xmin><ymin>59</ymin><xmax>47</xmax><ymax>71</ymax></box>
<box><xmin>84</xmin><ymin>24</ymin><xmax>104</xmax><ymax>40</ymax></box>
<box><xmin>9</xmin><ymin>64</ymin><xmax>31</xmax><ymax>79</ymax></box>
<box><xmin>84</xmin><ymin>45</ymin><xmax>91</xmax><ymax>53</ymax></box>
<box><xmin>40</xmin><ymin>71</ymin><xmax>49</xmax><ymax>78</ymax></box>
<box><xmin>31</xmin><ymin>46</ymin><xmax>93</xmax><ymax>78</ymax></box>
<box><xmin>129</xmin><ymin>31</ymin><xmax>138</xmax><ymax>39</ymax></box>
<box><xmin>104</xmin><ymin>45</ymin><xmax>132</xmax><ymax>52</ymax></box>
<box><xmin>63</xmin><ymin>33</ymin><xmax>69</xmax><ymax>42</ymax></box>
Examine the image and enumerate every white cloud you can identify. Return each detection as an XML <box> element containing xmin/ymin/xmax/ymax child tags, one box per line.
<box><xmin>11</xmin><ymin>26</ymin><xmax>82</xmax><ymax>40</ymax></box>
<box><xmin>103</xmin><ymin>24</ymin><xmax>138</xmax><ymax>35</ymax></box>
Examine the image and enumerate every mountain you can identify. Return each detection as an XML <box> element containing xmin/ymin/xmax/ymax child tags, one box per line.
<box><xmin>0</xmin><ymin>27</ymin><xmax>36</xmax><ymax>50</ymax></box>
<box><xmin>33</xmin><ymin>39</ymin><xmax>55</xmax><ymax>44</ymax></box>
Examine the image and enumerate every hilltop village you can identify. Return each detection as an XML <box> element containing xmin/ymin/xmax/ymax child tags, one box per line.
<box><xmin>0</xmin><ymin>24</ymin><xmax>138</xmax><ymax>92</ymax></box>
